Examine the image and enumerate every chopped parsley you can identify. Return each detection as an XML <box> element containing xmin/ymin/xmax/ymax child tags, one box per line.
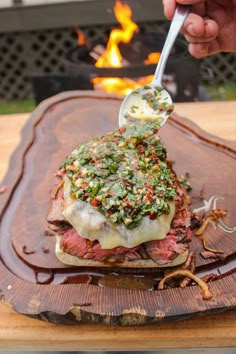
<box><xmin>142</xmin><ymin>86</ymin><xmax>174</xmax><ymax>115</ymax></box>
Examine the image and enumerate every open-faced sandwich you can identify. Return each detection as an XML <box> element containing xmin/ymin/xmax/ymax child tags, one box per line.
<box><xmin>47</xmin><ymin>120</ymin><xmax>192</xmax><ymax>268</ymax></box>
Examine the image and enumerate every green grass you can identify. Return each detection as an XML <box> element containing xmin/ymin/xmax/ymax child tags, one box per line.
<box><xmin>0</xmin><ymin>84</ymin><xmax>235</xmax><ymax>115</ymax></box>
<box><xmin>203</xmin><ymin>83</ymin><xmax>236</xmax><ymax>101</ymax></box>
<box><xmin>0</xmin><ymin>99</ymin><xmax>35</xmax><ymax>115</ymax></box>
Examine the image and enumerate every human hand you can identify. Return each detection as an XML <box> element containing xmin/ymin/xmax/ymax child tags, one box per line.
<box><xmin>162</xmin><ymin>0</ymin><xmax>236</xmax><ymax>58</ymax></box>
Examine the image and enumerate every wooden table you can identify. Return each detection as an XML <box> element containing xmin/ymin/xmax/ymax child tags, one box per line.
<box><xmin>0</xmin><ymin>100</ymin><xmax>236</xmax><ymax>350</ymax></box>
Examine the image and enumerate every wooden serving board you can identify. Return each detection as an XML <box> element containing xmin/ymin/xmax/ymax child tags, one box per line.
<box><xmin>0</xmin><ymin>91</ymin><xmax>236</xmax><ymax>326</ymax></box>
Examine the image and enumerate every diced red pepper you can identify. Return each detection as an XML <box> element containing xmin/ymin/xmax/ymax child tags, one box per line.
<box><xmin>149</xmin><ymin>211</ymin><xmax>157</xmax><ymax>220</ymax></box>
<box><xmin>123</xmin><ymin>179</ymin><xmax>132</xmax><ymax>187</ymax></box>
<box><xmin>138</xmin><ymin>144</ymin><xmax>145</xmax><ymax>153</ymax></box>
<box><xmin>91</xmin><ymin>198</ymin><xmax>99</xmax><ymax>207</ymax></box>
<box><xmin>119</xmin><ymin>127</ymin><xmax>126</xmax><ymax>134</ymax></box>
<box><xmin>145</xmin><ymin>193</ymin><xmax>153</xmax><ymax>202</ymax></box>
<box><xmin>146</xmin><ymin>183</ymin><xmax>155</xmax><ymax>194</ymax></box>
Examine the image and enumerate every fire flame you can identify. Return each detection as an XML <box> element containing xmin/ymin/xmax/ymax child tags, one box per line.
<box><xmin>144</xmin><ymin>52</ymin><xmax>161</xmax><ymax>64</ymax></box>
<box><xmin>76</xmin><ymin>29</ymin><xmax>87</xmax><ymax>46</ymax></box>
<box><xmin>78</xmin><ymin>0</ymin><xmax>160</xmax><ymax>95</ymax></box>
<box><xmin>95</xmin><ymin>0</ymin><xmax>138</xmax><ymax>68</ymax></box>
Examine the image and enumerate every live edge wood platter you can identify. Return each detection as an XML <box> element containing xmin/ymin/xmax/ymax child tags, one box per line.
<box><xmin>0</xmin><ymin>91</ymin><xmax>236</xmax><ymax>326</ymax></box>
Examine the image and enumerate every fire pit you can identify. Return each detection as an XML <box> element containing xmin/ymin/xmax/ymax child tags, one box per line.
<box><xmin>64</xmin><ymin>31</ymin><xmax>200</xmax><ymax>102</ymax></box>
<box><xmin>33</xmin><ymin>0</ymin><xmax>201</xmax><ymax>104</ymax></box>
<box><xmin>64</xmin><ymin>0</ymin><xmax>200</xmax><ymax>102</ymax></box>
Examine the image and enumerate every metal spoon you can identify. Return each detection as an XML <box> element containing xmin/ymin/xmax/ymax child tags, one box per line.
<box><xmin>119</xmin><ymin>5</ymin><xmax>191</xmax><ymax>127</ymax></box>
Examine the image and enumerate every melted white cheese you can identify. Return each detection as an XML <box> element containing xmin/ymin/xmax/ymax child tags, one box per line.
<box><xmin>63</xmin><ymin>176</ymin><xmax>175</xmax><ymax>249</ymax></box>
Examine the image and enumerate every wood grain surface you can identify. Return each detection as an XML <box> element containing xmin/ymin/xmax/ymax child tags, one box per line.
<box><xmin>0</xmin><ymin>94</ymin><xmax>236</xmax><ymax>349</ymax></box>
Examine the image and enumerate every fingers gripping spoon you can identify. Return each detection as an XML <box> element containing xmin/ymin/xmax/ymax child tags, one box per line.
<box><xmin>118</xmin><ymin>5</ymin><xmax>191</xmax><ymax>127</ymax></box>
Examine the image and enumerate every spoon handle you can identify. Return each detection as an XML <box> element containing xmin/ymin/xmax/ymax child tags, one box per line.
<box><xmin>151</xmin><ymin>4</ymin><xmax>191</xmax><ymax>87</ymax></box>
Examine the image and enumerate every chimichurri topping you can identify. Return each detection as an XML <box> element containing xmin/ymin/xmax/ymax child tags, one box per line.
<box><xmin>141</xmin><ymin>86</ymin><xmax>174</xmax><ymax>114</ymax></box>
<box><xmin>62</xmin><ymin>120</ymin><xmax>177</xmax><ymax>229</ymax></box>
<box><xmin>124</xmin><ymin>86</ymin><xmax>174</xmax><ymax>122</ymax></box>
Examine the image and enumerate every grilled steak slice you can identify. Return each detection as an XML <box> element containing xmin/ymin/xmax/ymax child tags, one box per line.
<box><xmin>60</xmin><ymin>228</ymin><xmax>140</xmax><ymax>262</ymax></box>
<box><xmin>60</xmin><ymin>226</ymin><xmax>189</xmax><ymax>264</ymax></box>
<box><xmin>145</xmin><ymin>234</ymin><xmax>188</xmax><ymax>264</ymax></box>
<box><xmin>47</xmin><ymin>178</ymin><xmax>68</xmax><ymax>225</ymax></box>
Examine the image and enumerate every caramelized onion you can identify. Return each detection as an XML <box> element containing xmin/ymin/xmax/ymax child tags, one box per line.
<box><xmin>202</xmin><ymin>239</ymin><xmax>224</xmax><ymax>254</ymax></box>
<box><xmin>158</xmin><ymin>269</ymin><xmax>213</xmax><ymax>300</ymax></box>
<box><xmin>195</xmin><ymin>217</ymin><xmax>211</xmax><ymax>236</ymax></box>
<box><xmin>180</xmin><ymin>252</ymin><xmax>196</xmax><ymax>288</ymax></box>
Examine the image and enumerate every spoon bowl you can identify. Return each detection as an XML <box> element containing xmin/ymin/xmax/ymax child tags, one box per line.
<box><xmin>119</xmin><ymin>85</ymin><xmax>173</xmax><ymax>127</ymax></box>
<box><xmin>119</xmin><ymin>5</ymin><xmax>191</xmax><ymax>127</ymax></box>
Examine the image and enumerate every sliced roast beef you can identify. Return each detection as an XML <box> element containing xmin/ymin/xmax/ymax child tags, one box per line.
<box><xmin>145</xmin><ymin>234</ymin><xmax>188</xmax><ymax>265</ymax></box>
<box><xmin>60</xmin><ymin>227</ymin><xmax>189</xmax><ymax>264</ymax></box>
<box><xmin>47</xmin><ymin>198</ymin><xmax>66</xmax><ymax>224</ymax></box>
<box><xmin>47</xmin><ymin>178</ymin><xmax>67</xmax><ymax>225</ymax></box>
<box><xmin>60</xmin><ymin>228</ymin><xmax>140</xmax><ymax>262</ymax></box>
